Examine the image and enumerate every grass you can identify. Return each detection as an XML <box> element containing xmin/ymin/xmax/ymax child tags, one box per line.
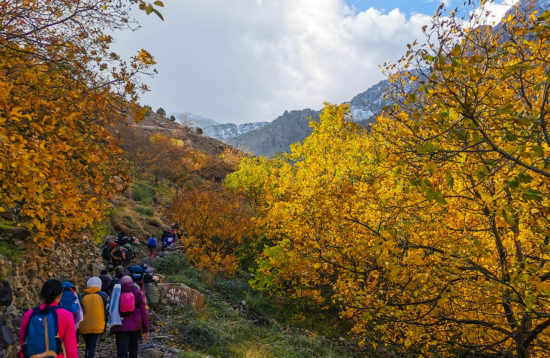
<box><xmin>131</xmin><ymin>182</ymin><xmax>156</xmax><ymax>205</ymax></box>
<box><xmin>152</xmin><ymin>253</ymin><xmax>368</xmax><ymax>358</ymax></box>
<box><xmin>133</xmin><ymin>205</ymin><xmax>154</xmax><ymax>216</ymax></box>
<box><xmin>0</xmin><ymin>239</ymin><xmax>22</xmax><ymax>262</ymax></box>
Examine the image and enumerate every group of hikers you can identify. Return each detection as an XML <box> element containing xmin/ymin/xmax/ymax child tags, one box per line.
<box><xmin>18</xmin><ymin>230</ymin><xmax>173</xmax><ymax>358</ymax></box>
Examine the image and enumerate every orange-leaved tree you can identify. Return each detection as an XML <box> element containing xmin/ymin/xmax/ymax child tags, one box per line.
<box><xmin>168</xmin><ymin>184</ymin><xmax>255</xmax><ymax>274</ymax></box>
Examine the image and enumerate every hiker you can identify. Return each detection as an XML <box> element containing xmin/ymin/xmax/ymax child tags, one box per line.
<box><xmin>99</xmin><ymin>269</ymin><xmax>113</xmax><ymax>294</ymax></box>
<box><xmin>114</xmin><ymin>265</ymin><xmax>128</xmax><ymax>280</ymax></box>
<box><xmin>146</xmin><ymin>236</ymin><xmax>157</xmax><ymax>258</ymax></box>
<box><xmin>143</xmin><ymin>274</ymin><xmax>159</xmax><ymax>309</ymax></box>
<box><xmin>19</xmin><ymin>279</ymin><xmax>78</xmax><ymax>358</ymax></box>
<box><xmin>162</xmin><ymin>230</ymin><xmax>175</xmax><ymax>250</ymax></box>
<box><xmin>111</xmin><ymin>275</ymin><xmax>150</xmax><ymax>358</ymax></box>
<box><xmin>59</xmin><ymin>281</ymin><xmax>84</xmax><ymax>328</ymax></box>
<box><xmin>79</xmin><ymin>277</ymin><xmax>109</xmax><ymax>358</ymax></box>
<box><xmin>111</xmin><ymin>245</ymin><xmax>127</xmax><ymax>268</ymax></box>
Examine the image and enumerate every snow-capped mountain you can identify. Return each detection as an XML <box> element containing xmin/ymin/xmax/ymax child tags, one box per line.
<box><xmin>174</xmin><ymin>112</ymin><xmax>219</xmax><ymax>129</ymax></box>
<box><xmin>349</xmin><ymin>78</ymin><xmax>392</xmax><ymax>123</ymax></box>
<box><xmin>203</xmin><ymin>122</ymin><xmax>269</xmax><ymax>142</ymax></box>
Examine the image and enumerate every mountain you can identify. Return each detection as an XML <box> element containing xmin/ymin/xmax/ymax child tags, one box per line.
<box><xmin>231</xmin><ymin>109</ymin><xmax>320</xmax><ymax>157</ymax></box>
<box><xmin>203</xmin><ymin>122</ymin><xmax>269</xmax><ymax>142</ymax></box>
<box><xmin>174</xmin><ymin>112</ymin><xmax>219</xmax><ymax>129</ymax></box>
<box><xmin>231</xmin><ymin>79</ymin><xmax>391</xmax><ymax>156</ymax></box>
<box><xmin>349</xmin><ymin>78</ymin><xmax>392</xmax><ymax>123</ymax></box>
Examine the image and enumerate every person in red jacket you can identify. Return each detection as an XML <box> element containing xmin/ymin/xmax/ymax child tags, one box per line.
<box><xmin>111</xmin><ymin>275</ymin><xmax>150</xmax><ymax>358</ymax></box>
<box><xmin>19</xmin><ymin>279</ymin><xmax>78</xmax><ymax>358</ymax></box>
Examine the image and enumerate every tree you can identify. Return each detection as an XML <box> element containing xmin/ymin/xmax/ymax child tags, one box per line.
<box><xmin>226</xmin><ymin>2</ymin><xmax>550</xmax><ymax>356</ymax></box>
<box><xmin>169</xmin><ymin>184</ymin><xmax>254</xmax><ymax>274</ymax></box>
<box><xmin>156</xmin><ymin>107</ymin><xmax>166</xmax><ymax>116</ymax></box>
<box><xmin>170</xmin><ymin>115</ymin><xmax>176</xmax><ymax>122</ymax></box>
<box><xmin>0</xmin><ymin>0</ymin><xmax>156</xmax><ymax>244</ymax></box>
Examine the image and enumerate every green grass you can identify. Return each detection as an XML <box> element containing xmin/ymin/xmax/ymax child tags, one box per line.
<box><xmin>133</xmin><ymin>205</ymin><xmax>154</xmax><ymax>216</ymax></box>
<box><xmin>131</xmin><ymin>182</ymin><xmax>156</xmax><ymax>205</ymax></box>
<box><xmin>0</xmin><ymin>239</ymin><xmax>22</xmax><ymax>262</ymax></box>
<box><xmin>153</xmin><ymin>253</ymin><xmax>368</xmax><ymax>358</ymax></box>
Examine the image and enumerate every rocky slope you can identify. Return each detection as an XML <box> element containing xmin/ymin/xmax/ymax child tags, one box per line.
<box><xmin>230</xmin><ymin>109</ymin><xmax>320</xmax><ymax>157</ymax></box>
<box><xmin>203</xmin><ymin>121</ymin><xmax>269</xmax><ymax>142</ymax></box>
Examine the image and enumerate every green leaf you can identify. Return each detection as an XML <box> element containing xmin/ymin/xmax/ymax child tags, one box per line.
<box><xmin>532</xmin><ymin>145</ymin><xmax>544</xmax><ymax>157</ymax></box>
<box><xmin>152</xmin><ymin>9</ymin><xmax>164</xmax><ymax>20</ymax></box>
<box><xmin>446</xmin><ymin>172</ymin><xmax>454</xmax><ymax>188</ymax></box>
<box><xmin>517</xmin><ymin>173</ymin><xmax>533</xmax><ymax>184</ymax></box>
<box><xmin>521</xmin><ymin>188</ymin><xmax>543</xmax><ymax>201</ymax></box>
<box><xmin>454</xmin><ymin>128</ymin><xmax>468</xmax><ymax>141</ymax></box>
<box><xmin>502</xmin><ymin>209</ymin><xmax>516</xmax><ymax>227</ymax></box>
<box><xmin>153</xmin><ymin>0</ymin><xmax>164</xmax><ymax>6</ymax></box>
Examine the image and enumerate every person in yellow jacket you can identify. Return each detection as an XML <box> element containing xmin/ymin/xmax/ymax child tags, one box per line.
<box><xmin>79</xmin><ymin>277</ymin><xmax>109</xmax><ymax>358</ymax></box>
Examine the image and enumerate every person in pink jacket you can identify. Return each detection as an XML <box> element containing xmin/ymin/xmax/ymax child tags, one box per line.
<box><xmin>19</xmin><ymin>279</ymin><xmax>79</xmax><ymax>358</ymax></box>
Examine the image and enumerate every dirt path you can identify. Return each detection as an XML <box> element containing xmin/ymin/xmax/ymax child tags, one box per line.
<box><xmin>78</xmin><ymin>310</ymin><xmax>181</xmax><ymax>358</ymax></box>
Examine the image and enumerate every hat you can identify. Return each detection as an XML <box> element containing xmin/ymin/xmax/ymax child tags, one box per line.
<box><xmin>87</xmin><ymin>277</ymin><xmax>102</xmax><ymax>289</ymax></box>
<box><xmin>120</xmin><ymin>275</ymin><xmax>133</xmax><ymax>285</ymax></box>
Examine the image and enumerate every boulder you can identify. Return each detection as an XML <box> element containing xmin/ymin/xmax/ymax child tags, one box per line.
<box><xmin>157</xmin><ymin>283</ymin><xmax>205</xmax><ymax>309</ymax></box>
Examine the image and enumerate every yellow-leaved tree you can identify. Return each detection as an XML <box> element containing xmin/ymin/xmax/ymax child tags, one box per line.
<box><xmin>226</xmin><ymin>1</ymin><xmax>550</xmax><ymax>356</ymax></box>
<box><xmin>0</xmin><ymin>0</ymin><xmax>157</xmax><ymax>244</ymax></box>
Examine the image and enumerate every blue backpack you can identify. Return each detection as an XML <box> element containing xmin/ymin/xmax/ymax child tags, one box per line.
<box><xmin>22</xmin><ymin>307</ymin><xmax>62</xmax><ymax>358</ymax></box>
<box><xmin>127</xmin><ymin>265</ymin><xmax>145</xmax><ymax>275</ymax></box>
<box><xmin>147</xmin><ymin>237</ymin><xmax>157</xmax><ymax>248</ymax></box>
<box><xmin>59</xmin><ymin>282</ymin><xmax>80</xmax><ymax>319</ymax></box>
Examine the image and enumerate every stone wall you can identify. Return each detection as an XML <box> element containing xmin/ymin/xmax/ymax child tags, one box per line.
<box><xmin>0</xmin><ymin>235</ymin><xmax>104</xmax><ymax>358</ymax></box>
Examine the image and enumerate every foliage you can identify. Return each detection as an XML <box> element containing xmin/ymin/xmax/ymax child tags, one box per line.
<box><xmin>226</xmin><ymin>2</ymin><xmax>550</xmax><ymax>356</ymax></box>
<box><xmin>133</xmin><ymin>205</ymin><xmax>154</xmax><ymax>216</ymax></box>
<box><xmin>156</xmin><ymin>107</ymin><xmax>166</xmax><ymax>116</ymax></box>
<box><xmin>131</xmin><ymin>183</ymin><xmax>157</xmax><ymax>205</ymax></box>
<box><xmin>153</xmin><ymin>253</ymin><xmax>187</xmax><ymax>275</ymax></box>
<box><xmin>92</xmin><ymin>221</ymin><xmax>111</xmax><ymax>244</ymax></box>
<box><xmin>0</xmin><ymin>240</ymin><xmax>21</xmax><ymax>262</ymax></box>
<box><xmin>0</xmin><ymin>0</ymin><xmax>156</xmax><ymax>244</ymax></box>
<box><xmin>168</xmin><ymin>183</ymin><xmax>255</xmax><ymax>274</ymax></box>
<box><xmin>196</xmin><ymin>127</ymin><xmax>203</xmax><ymax>135</ymax></box>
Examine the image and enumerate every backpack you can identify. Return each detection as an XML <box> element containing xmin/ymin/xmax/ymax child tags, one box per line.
<box><xmin>101</xmin><ymin>245</ymin><xmax>111</xmax><ymax>260</ymax></box>
<box><xmin>59</xmin><ymin>283</ymin><xmax>80</xmax><ymax>320</ymax></box>
<box><xmin>22</xmin><ymin>307</ymin><xmax>63</xmax><ymax>358</ymax></box>
<box><xmin>147</xmin><ymin>237</ymin><xmax>157</xmax><ymax>248</ymax></box>
<box><xmin>119</xmin><ymin>291</ymin><xmax>136</xmax><ymax>315</ymax></box>
<box><xmin>127</xmin><ymin>265</ymin><xmax>145</xmax><ymax>275</ymax></box>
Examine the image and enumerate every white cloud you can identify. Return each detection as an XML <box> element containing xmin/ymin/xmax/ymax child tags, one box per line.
<box><xmin>113</xmin><ymin>0</ymin><xmax>434</xmax><ymax>123</ymax></box>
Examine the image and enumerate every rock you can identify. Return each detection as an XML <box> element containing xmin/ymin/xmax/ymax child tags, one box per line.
<box><xmin>141</xmin><ymin>348</ymin><xmax>164</xmax><ymax>358</ymax></box>
<box><xmin>0</xmin><ymin>325</ymin><xmax>14</xmax><ymax>346</ymax></box>
<box><xmin>157</xmin><ymin>283</ymin><xmax>205</xmax><ymax>309</ymax></box>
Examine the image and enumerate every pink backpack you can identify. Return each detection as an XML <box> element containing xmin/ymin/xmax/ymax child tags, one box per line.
<box><xmin>119</xmin><ymin>292</ymin><xmax>135</xmax><ymax>315</ymax></box>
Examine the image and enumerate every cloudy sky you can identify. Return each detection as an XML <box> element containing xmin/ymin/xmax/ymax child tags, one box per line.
<box><xmin>114</xmin><ymin>0</ymin><xmax>516</xmax><ymax>124</ymax></box>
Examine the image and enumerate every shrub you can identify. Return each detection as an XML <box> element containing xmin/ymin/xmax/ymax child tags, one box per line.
<box><xmin>175</xmin><ymin>321</ymin><xmax>225</xmax><ymax>351</ymax></box>
<box><xmin>133</xmin><ymin>205</ymin><xmax>154</xmax><ymax>216</ymax></box>
<box><xmin>92</xmin><ymin>221</ymin><xmax>110</xmax><ymax>244</ymax></box>
<box><xmin>153</xmin><ymin>253</ymin><xmax>187</xmax><ymax>275</ymax></box>
<box><xmin>0</xmin><ymin>240</ymin><xmax>21</xmax><ymax>262</ymax></box>
<box><xmin>131</xmin><ymin>183</ymin><xmax>156</xmax><ymax>205</ymax></box>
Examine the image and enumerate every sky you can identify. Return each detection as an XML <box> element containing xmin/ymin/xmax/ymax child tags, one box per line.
<box><xmin>113</xmin><ymin>0</ymin><xmax>516</xmax><ymax>124</ymax></box>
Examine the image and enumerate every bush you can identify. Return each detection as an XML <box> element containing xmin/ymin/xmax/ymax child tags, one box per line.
<box><xmin>92</xmin><ymin>221</ymin><xmax>110</xmax><ymax>244</ymax></box>
<box><xmin>153</xmin><ymin>253</ymin><xmax>187</xmax><ymax>275</ymax></box>
<box><xmin>0</xmin><ymin>240</ymin><xmax>21</xmax><ymax>262</ymax></box>
<box><xmin>131</xmin><ymin>183</ymin><xmax>156</xmax><ymax>205</ymax></box>
<box><xmin>133</xmin><ymin>205</ymin><xmax>154</xmax><ymax>216</ymax></box>
<box><xmin>175</xmin><ymin>321</ymin><xmax>225</xmax><ymax>351</ymax></box>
